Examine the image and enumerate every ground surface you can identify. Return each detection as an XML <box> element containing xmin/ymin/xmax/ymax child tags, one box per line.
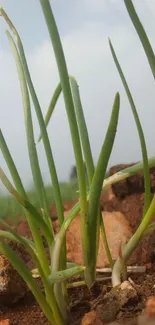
<box><xmin>0</xmin><ymin>165</ymin><xmax>155</xmax><ymax>324</ymax></box>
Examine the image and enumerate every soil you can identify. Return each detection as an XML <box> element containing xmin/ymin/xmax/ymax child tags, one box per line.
<box><xmin>0</xmin><ymin>163</ymin><xmax>155</xmax><ymax>325</ymax></box>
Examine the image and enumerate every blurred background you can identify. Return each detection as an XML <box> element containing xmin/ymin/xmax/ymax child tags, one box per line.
<box><xmin>0</xmin><ymin>0</ymin><xmax>155</xmax><ymax>215</ymax></box>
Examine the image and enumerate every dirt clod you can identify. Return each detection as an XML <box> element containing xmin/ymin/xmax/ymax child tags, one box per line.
<box><xmin>119</xmin><ymin>280</ymin><xmax>138</xmax><ymax>306</ymax></box>
<box><xmin>109</xmin><ymin>164</ymin><xmax>155</xmax><ymax>198</ymax></box>
<box><xmin>0</xmin><ymin>255</ymin><xmax>27</xmax><ymax>305</ymax></box>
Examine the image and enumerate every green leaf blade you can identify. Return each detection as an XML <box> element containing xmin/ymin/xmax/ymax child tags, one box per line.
<box><xmin>124</xmin><ymin>0</ymin><xmax>155</xmax><ymax>80</ymax></box>
<box><xmin>38</xmin><ymin>82</ymin><xmax>62</xmax><ymax>142</ymax></box>
<box><xmin>109</xmin><ymin>39</ymin><xmax>151</xmax><ymax>215</ymax></box>
<box><xmin>86</xmin><ymin>92</ymin><xmax>120</xmax><ymax>284</ymax></box>
<box><xmin>48</xmin><ymin>266</ymin><xmax>85</xmax><ymax>284</ymax></box>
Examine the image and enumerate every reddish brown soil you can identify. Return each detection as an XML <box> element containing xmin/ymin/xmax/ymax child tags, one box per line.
<box><xmin>0</xmin><ymin>164</ymin><xmax>155</xmax><ymax>325</ymax></box>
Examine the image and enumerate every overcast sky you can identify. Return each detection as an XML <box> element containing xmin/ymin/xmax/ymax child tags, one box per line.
<box><xmin>0</xmin><ymin>0</ymin><xmax>155</xmax><ymax>191</ymax></box>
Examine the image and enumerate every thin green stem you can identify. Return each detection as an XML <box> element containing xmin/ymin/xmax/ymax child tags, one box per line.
<box><xmin>15</xmin><ymin>29</ymin><xmax>64</xmax><ymax>230</ymax></box>
<box><xmin>51</xmin><ymin>202</ymin><xmax>81</xmax><ymax>321</ymax></box>
<box><xmin>0</xmin><ymin>167</ymin><xmax>53</xmax><ymax>244</ymax></box>
<box><xmin>70</xmin><ymin>76</ymin><xmax>94</xmax><ymax>185</ymax></box>
<box><xmin>0</xmin><ymin>130</ymin><xmax>50</xmax><ymax>276</ymax></box>
<box><xmin>0</xmin><ymin>242</ymin><xmax>63</xmax><ymax>325</ymax></box>
<box><xmin>0</xmin><ymin>218</ymin><xmax>36</xmax><ymax>252</ymax></box>
<box><xmin>109</xmin><ymin>39</ymin><xmax>150</xmax><ymax>215</ymax></box>
<box><xmin>40</xmin><ymin>0</ymin><xmax>87</xmax><ymax>215</ymax></box>
<box><xmin>103</xmin><ymin>156</ymin><xmax>155</xmax><ymax>189</ymax></box>
<box><xmin>14</xmin><ymin>26</ymin><xmax>65</xmax><ymax>268</ymax></box>
<box><xmin>38</xmin><ymin>82</ymin><xmax>62</xmax><ymax>142</ymax></box>
<box><xmin>7</xmin><ymin>31</ymin><xmax>52</xmax><ymax>232</ymax></box>
<box><xmin>67</xmin><ymin>277</ymin><xmax>110</xmax><ymax>288</ymax></box>
<box><xmin>0</xmin><ymin>219</ymin><xmax>63</xmax><ymax>324</ymax></box>
<box><xmin>86</xmin><ymin>93</ymin><xmax>120</xmax><ymax>286</ymax></box>
<box><xmin>70</xmin><ymin>76</ymin><xmax>113</xmax><ymax>270</ymax></box>
<box><xmin>124</xmin><ymin>0</ymin><xmax>155</xmax><ymax>80</ymax></box>
<box><xmin>40</xmin><ymin>0</ymin><xmax>88</xmax><ymax>269</ymax></box>
<box><xmin>142</xmin><ymin>223</ymin><xmax>155</xmax><ymax>237</ymax></box>
<box><xmin>100</xmin><ymin>217</ymin><xmax>113</xmax><ymax>268</ymax></box>
<box><xmin>0</xmin><ymin>229</ymin><xmax>35</xmax><ymax>252</ymax></box>
<box><xmin>52</xmin><ymin>202</ymin><xmax>80</xmax><ymax>271</ymax></box>
<box><xmin>52</xmin><ymin>156</ymin><xmax>155</xmax><ymax>278</ymax></box>
<box><xmin>112</xmin><ymin>194</ymin><xmax>155</xmax><ymax>286</ymax></box>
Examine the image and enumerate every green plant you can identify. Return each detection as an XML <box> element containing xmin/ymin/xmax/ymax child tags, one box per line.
<box><xmin>109</xmin><ymin>0</ymin><xmax>155</xmax><ymax>286</ymax></box>
<box><xmin>0</xmin><ymin>0</ymin><xmax>155</xmax><ymax>324</ymax></box>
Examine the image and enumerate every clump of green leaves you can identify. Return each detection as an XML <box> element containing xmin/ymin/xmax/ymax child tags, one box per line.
<box><xmin>0</xmin><ymin>0</ymin><xmax>155</xmax><ymax>324</ymax></box>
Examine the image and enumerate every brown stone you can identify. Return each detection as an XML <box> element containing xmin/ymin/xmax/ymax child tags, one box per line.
<box><xmin>97</xmin><ymin>211</ymin><xmax>132</xmax><ymax>267</ymax></box>
<box><xmin>65</xmin><ymin>211</ymin><xmax>132</xmax><ymax>267</ymax></box>
<box><xmin>0</xmin><ymin>255</ymin><xmax>27</xmax><ymax>305</ymax></box>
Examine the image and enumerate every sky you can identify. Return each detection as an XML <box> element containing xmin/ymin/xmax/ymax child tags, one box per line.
<box><xmin>0</xmin><ymin>0</ymin><xmax>155</xmax><ymax>191</ymax></box>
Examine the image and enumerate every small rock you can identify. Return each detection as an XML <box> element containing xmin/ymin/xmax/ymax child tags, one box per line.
<box><xmin>65</xmin><ymin>211</ymin><xmax>132</xmax><ymax>267</ymax></box>
<box><xmin>95</xmin><ymin>281</ymin><xmax>137</xmax><ymax>324</ymax></box>
<box><xmin>119</xmin><ymin>280</ymin><xmax>137</xmax><ymax>306</ymax></box>
<box><xmin>81</xmin><ymin>311</ymin><xmax>97</xmax><ymax>325</ymax></box>
<box><xmin>0</xmin><ymin>255</ymin><xmax>27</xmax><ymax>305</ymax></box>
